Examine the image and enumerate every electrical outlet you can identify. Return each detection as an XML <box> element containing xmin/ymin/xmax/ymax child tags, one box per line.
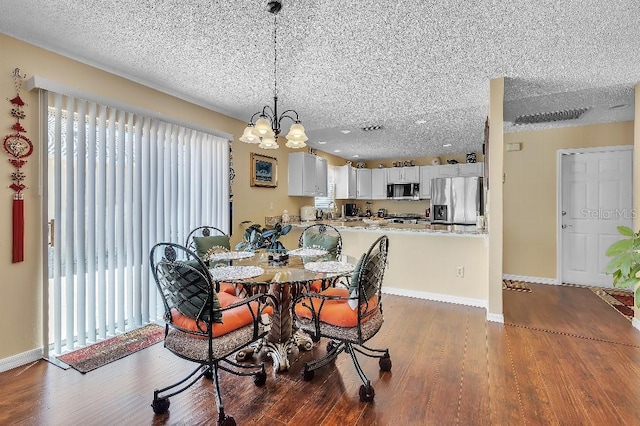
<box><xmin>269</xmin><ymin>202</ymin><xmax>274</xmax><ymax>210</ymax></box>
<box><xmin>455</xmin><ymin>266</ymin><xmax>464</xmax><ymax>278</ymax></box>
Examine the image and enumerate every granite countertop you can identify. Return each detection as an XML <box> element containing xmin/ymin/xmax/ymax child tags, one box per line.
<box><xmin>289</xmin><ymin>220</ymin><xmax>486</xmax><ymax>237</ymax></box>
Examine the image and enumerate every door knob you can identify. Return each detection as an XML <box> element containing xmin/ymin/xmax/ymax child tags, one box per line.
<box><xmin>562</xmin><ymin>224</ymin><xmax>573</xmax><ymax>229</ymax></box>
<box><xmin>562</xmin><ymin>211</ymin><xmax>567</xmax><ymax>216</ymax></box>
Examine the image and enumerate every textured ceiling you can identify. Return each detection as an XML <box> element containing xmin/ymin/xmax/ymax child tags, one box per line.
<box><xmin>1</xmin><ymin>0</ymin><xmax>638</xmax><ymax>160</ymax></box>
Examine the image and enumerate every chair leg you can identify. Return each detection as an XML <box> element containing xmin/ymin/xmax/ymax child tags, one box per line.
<box><xmin>345</xmin><ymin>343</ymin><xmax>377</xmax><ymax>402</ymax></box>
<box><xmin>301</xmin><ymin>339</ymin><xmax>345</xmax><ymax>381</ymax></box>
<box><xmin>351</xmin><ymin>344</ymin><xmax>392</xmax><ymax>371</ymax></box>
<box><xmin>151</xmin><ymin>364</ymin><xmax>209</xmax><ymax>414</ymax></box>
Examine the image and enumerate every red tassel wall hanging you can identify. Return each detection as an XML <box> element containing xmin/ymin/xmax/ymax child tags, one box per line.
<box><xmin>3</xmin><ymin>68</ymin><xmax>32</xmax><ymax>263</ymax></box>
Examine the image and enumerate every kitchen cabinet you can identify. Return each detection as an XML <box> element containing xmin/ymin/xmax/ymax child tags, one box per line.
<box><xmin>334</xmin><ymin>164</ymin><xmax>357</xmax><ymax>199</ymax></box>
<box><xmin>436</xmin><ymin>163</ymin><xmax>484</xmax><ymax>178</ymax></box>
<box><xmin>419</xmin><ymin>165</ymin><xmax>435</xmax><ymax>199</ymax></box>
<box><xmin>356</xmin><ymin>168</ymin><xmax>372</xmax><ymax>199</ymax></box>
<box><xmin>288</xmin><ymin>152</ymin><xmax>328</xmax><ymax>196</ymax></box>
<box><xmin>458</xmin><ymin>162</ymin><xmax>484</xmax><ymax>177</ymax></box>
<box><xmin>387</xmin><ymin>166</ymin><xmax>420</xmax><ymax>183</ymax></box>
<box><xmin>315</xmin><ymin>156</ymin><xmax>328</xmax><ymax>196</ymax></box>
<box><xmin>371</xmin><ymin>168</ymin><xmax>387</xmax><ymax>199</ymax></box>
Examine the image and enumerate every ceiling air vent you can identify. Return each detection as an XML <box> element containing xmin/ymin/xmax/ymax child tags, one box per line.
<box><xmin>514</xmin><ymin>107</ymin><xmax>590</xmax><ymax>125</ymax></box>
<box><xmin>361</xmin><ymin>125</ymin><xmax>384</xmax><ymax>131</ymax></box>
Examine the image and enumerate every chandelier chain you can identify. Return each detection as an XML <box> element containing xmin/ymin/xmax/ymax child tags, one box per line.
<box><xmin>273</xmin><ymin>13</ymin><xmax>278</xmax><ymax>99</ymax></box>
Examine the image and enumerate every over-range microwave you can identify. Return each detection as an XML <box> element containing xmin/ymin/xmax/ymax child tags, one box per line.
<box><xmin>386</xmin><ymin>183</ymin><xmax>420</xmax><ymax>200</ymax></box>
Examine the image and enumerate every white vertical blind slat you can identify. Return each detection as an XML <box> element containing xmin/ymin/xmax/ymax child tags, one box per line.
<box><xmin>125</xmin><ymin>113</ymin><xmax>135</xmax><ymax>327</ymax></box>
<box><xmin>75</xmin><ymin>99</ymin><xmax>87</xmax><ymax>347</ymax></box>
<box><xmin>132</xmin><ymin>114</ymin><xmax>143</xmax><ymax>326</ymax></box>
<box><xmin>64</xmin><ymin>95</ymin><xmax>75</xmax><ymax>352</ymax></box>
<box><xmin>52</xmin><ymin>93</ymin><xmax>63</xmax><ymax>354</ymax></box>
<box><xmin>86</xmin><ymin>101</ymin><xmax>97</xmax><ymax>342</ymax></box>
<box><xmin>97</xmin><ymin>105</ymin><xmax>108</xmax><ymax>339</ymax></box>
<box><xmin>116</xmin><ymin>110</ymin><xmax>126</xmax><ymax>332</ymax></box>
<box><xmin>107</xmin><ymin>107</ymin><xmax>117</xmax><ymax>335</ymax></box>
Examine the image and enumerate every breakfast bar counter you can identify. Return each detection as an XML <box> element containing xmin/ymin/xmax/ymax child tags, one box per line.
<box><xmin>284</xmin><ymin>220</ymin><xmax>489</xmax><ymax>308</ymax></box>
<box><xmin>290</xmin><ymin>220</ymin><xmax>486</xmax><ymax>237</ymax></box>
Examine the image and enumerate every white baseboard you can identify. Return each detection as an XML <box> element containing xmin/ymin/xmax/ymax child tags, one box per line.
<box><xmin>633</xmin><ymin>317</ymin><xmax>640</xmax><ymax>332</ymax></box>
<box><xmin>383</xmin><ymin>287</ymin><xmax>488</xmax><ymax>309</ymax></box>
<box><xmin>0</xmin><ymin>348</ymin><xmax>43</xmax><ymax>373</ymax></box>
<box><xmin>503</xmin><ymin>274</ymin><xmax>559</xmax><ymax>285</ymax></box>
<box><xmin>486</xmin><ymin>313</ymin><xmax>504</xmax><ymax>323</ymax></box>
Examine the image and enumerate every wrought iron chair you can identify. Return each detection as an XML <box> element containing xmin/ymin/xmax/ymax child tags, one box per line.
<box><xmin>186</xmin><ymin>226</ymin><xmax>242</xmax><ymax>296</ymax></box>
<box><xmin>298</xmin><ymin>223</ymin><xmax>343</xmax><ymax>291</ymax></box>
<box><xmin>293</xmin><ymin>235</ymin><xmax>391</xmax><ymax>402</ymax></box>
<box><xmin>185</xmin><ymin>225</ymin><xmax>230</xmax><ymax>259</ymax></box>
<box><xmin>298</xmin><ymin>223</ymin><xmax>342</xmax><ymax>256</ymax></box>
<box><xmin>150</xmin><ymin>242</ymin><xmax>276</xmax><ymax>425</ymax></box>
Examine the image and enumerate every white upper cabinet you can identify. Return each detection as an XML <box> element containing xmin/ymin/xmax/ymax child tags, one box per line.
<box><xmin>436</xmin><ymin>163</ymin><xmax>484</xmax><ymax>177</ymax></box>
<box><xmin>288</xmin><ymin>152</ymin><xmax>328</xmax><ymax>196</ymax></box>
<box><xmin>371</xmin><ymin>168</ymin><xmax>388</xmax><ymax>199</ymax></box>
<box><xmin>387</xmin><ymin>166</ymin><xmax>420</xmax><ymax>183</ymax></box>
<box><xmin>356</xmin><ymin>168</ymin><xmax>372</xmax><ymax>199</ymax></box>
<box><xmin>458</xmin><ymin>162</ymin><xmax>484</xmax><ymax>177</ymax></box>
<box><xmin>419</xmin><ymin>166</ymin><xmax>435</xmax><ymax>199</ymax></box>
<box><xmin>334</xmin><ymin>164</ymin><xmax>357</xmax><ymax>199</ymax></box>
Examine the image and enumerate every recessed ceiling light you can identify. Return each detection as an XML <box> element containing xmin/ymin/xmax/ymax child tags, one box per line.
<box><xmin>352</xmin><ymin>154</ymin><xmax>359</xmax><ymax>158</ymax></box>
<box><xmin>334</xmin><ymin>149</ymin><xmax>341</xmax><ymax>153</ymax></box>
<box><xmin>317</xmin><ymin>141</ymin><xmax>327</xmax><ymax>144</ymax></box>
<box><xmin>415</xmin><ymin>120</ymin><xmax>427</xmax><ymax>124</ymax></box>
<box><xmin>340</xmin><ymin>130</ymin><xmax>351</xmax><ymax>134</ymax></box>
<box><xmin>443</xmin><ymin>143</ymin><xmax>452</xmax><ymax>147</ymax></box>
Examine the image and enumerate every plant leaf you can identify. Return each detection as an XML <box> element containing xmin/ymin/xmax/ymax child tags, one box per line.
<box><xmin>605</xmin><ymin>238</ymin><xmax>633</xmax><ymax>256</ymax></box>
<box><xmin>617</xmin><ymin>277</ymin><xmax>640</xmax><ymax>289</ymax></box>
<box><xmin>617</xmin><ymin>226</ymin><xmax>635</xmax><ymax>237</ymax></box>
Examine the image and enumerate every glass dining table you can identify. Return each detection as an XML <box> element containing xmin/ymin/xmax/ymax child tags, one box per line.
<box><xmin>207</xmin><ymin>248</ymin><xmax>357</xmax><ymax>372</ymax></box>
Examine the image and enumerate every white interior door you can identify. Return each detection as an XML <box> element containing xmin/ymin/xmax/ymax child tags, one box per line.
<box><xmin>560</xmin><ymin>148</ymin><xmax>633</xmax><ymax>287</ymax></box>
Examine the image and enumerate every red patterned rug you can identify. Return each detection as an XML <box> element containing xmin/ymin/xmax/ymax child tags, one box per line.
<box><xmin>591</xmin><ymin>288</ymin><xmax>635</xmax><ymax>321</ymax></box>
<box><xmin>57</xmin><ymin>323</ymin><xmax>165</xmax><ymax>373</ymax></box>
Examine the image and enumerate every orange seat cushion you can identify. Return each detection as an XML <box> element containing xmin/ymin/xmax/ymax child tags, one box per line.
<box><xmin>295</xmin><ymin>287</ymin><xmax>378</xmax><ymax>328</ymax></box>
<box><xmin>170</xmin><ymin>292</ymin><xmax>273</xmax><ymax>338</ymax></box>
<box><xmin>219</xmin><ymin>282</ymin><xmax>238</xmax><ymax>296</ymax></box>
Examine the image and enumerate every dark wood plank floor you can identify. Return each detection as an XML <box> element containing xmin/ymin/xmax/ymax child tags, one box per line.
<box><xmin>1</xmin><ymin>284</ymin><xmax>639</xmax><ymax>425</ymax></box>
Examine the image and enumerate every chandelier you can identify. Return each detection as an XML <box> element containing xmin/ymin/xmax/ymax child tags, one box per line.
<box><xmin>239</xmin><ymin>0</ymin><xmax>308</xmax><ymax>150</ymax></box>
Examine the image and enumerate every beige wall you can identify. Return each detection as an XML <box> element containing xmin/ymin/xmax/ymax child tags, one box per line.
<box><xmin>503</xmin><ymin>121</ymin><xmax>634</xmax><ymax>279</ymax></box>
<box><xmin>288</xmin><ymin>227</ymin><xmax>489</xmax><ymax>302</ymax></box>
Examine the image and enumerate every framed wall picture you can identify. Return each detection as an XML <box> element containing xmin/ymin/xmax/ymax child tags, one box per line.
<box><xmin>250</xmin><ymin>152</ymin><xmax>278</xmax><ymax>187</ymax></box>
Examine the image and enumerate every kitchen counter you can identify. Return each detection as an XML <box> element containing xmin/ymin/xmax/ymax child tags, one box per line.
<box><xmin>290</xmin><ymin>220</ymin><xmax>486</xmax><ymax>237</ymax></box>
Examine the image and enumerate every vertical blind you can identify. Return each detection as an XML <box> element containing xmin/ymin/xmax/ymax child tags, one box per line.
<box><xmin>46</xmin><ymin>91</ymin><xmax>229</xmax><ymax>355</ymax></box>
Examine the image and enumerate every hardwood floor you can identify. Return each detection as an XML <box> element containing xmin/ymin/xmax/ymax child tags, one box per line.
<box><xmin>1</xmin><ymin>284</ymin><xmax>639</xmax><ymax>425</ymax></box>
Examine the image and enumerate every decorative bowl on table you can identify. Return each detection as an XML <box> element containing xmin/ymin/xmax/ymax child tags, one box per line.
<box><xmin>362</xmin><ymin>218</ymin><xmax>387</xmax><ymax>227</ymax></box>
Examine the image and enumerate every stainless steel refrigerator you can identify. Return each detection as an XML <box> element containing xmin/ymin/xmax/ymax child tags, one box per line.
<box><xmin>431</xmin><ymin>176</ymin><xmax>483</xmax><ymax>225</ymax></box>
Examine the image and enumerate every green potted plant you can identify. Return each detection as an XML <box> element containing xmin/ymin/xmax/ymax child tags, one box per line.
<box><xmin>235</xmin><ymin>222</ymin><xmax>292</xmax><ymax>252</ymax></box>
<box><xmin>605</xmin><ymin>225</ymin><xmax>640</xmax><ymax>308</ymax></box>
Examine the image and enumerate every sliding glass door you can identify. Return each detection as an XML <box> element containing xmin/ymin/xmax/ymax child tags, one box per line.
<box><xmin>45</xmin><ymin>91</ymin><xmax>229</xmax><ymax>355</ymax></box>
